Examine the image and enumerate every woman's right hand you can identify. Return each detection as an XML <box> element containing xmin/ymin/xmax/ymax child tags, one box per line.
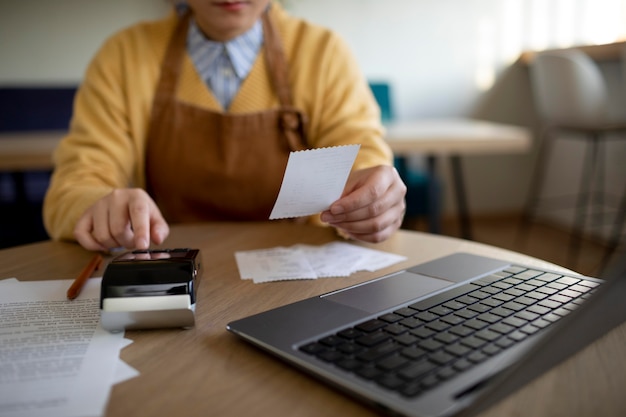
<box><xmin>74</xmin><ymin>188</ymin><xmax>169</xmax><ymax>251</ymax></box>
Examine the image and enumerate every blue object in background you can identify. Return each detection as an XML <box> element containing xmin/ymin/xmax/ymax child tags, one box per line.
<box><xmin>0</xmin><ymin>87</ymin><xmax>77</xmax><ymax>248</ymax></box>
<box><xmin>368</xmin><ymin>82</ymin><xmax>442</xmax><ymax>227</ymax></box>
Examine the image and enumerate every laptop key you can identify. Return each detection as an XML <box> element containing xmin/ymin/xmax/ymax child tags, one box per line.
<box><xmin>338</xmin><ymin>328</ymin><xmax>364</xmax><ymax>339</ymax></box>
<box><xmin>336</xmin><ymin>358</ymin><xmax>363</xmax><ymax>371</ymax></box>
<box><xmin>300</xmin><ymin>342</ymin><xmax>326</xmax><ymax>354</ymax></box>
<box><xmin>442</xmin><ymin>300</ymin><xmax>466</xmax><ymax>310</ymax></box>
<box><xmin>357</xmin><ymin>331</ymin><xmax>391</xmax><ymax>347</ymax></box>
<box><xmin>400</xmin><ymin>317</ymin><xmax>425</xmax><ymax>329</ymax></box>
<box><xmin>420</xmin><ymin>375</ymin><xmax>440</xmax><ymax>389</ymax></box>
<box><xmin>467</xmin><ymin>351</ymin><xmax>488</xmax><ymax>364</ymax></box>
<box><xmin>400</xmin><ymin>382</ymin><xmax>424</xmax><ymax>398</ymax></box>
<box><xmin>401</xmin><ymin>346</ymin><xmax>428</xmax><ymax>360</ymax></box>
<box><xmin>379</xmin><ymin>313</ymin><xmax>403</xmax><ymax>323</ymax></box>
<box><xmin>356</xmin><ymin>319</ymin><xmax>387</xmax><ymax>332</ymax></box>
<box><xmin>337</xmin><ymin>343</ymin><xmax>363</xmax><ymax>355</ymax></box>
<box><xmin>394</xmin><ymin>307</ymin><xmax>418</xmax><ymax>317</ymax></box>
<box><xmin>418</xmin><ymin>338</ymin><xmax>443</xmax><ymax>352</ymax></box>
<box><xmin>385</xmin><ymin>323</ymin><xmax>408</xmax><ymax>335</ymax></box>
<box><xmin>490</xmin><ymin>322</ymin><xmax>514</xmax><ymax>334</ymax></box>
<box><xmin>398</xmin><ymin>359</ymin><xmax>437</xmax><ymax>380</ymax></box>
<box><xmin>356</xmin><ymin>366</ymin><xmax>383</xmax><ymax>380</ymax></box>
<box><xmin>357</xmin><ymin>341</ymin><xmax>399</xmax><ymax>361</ymax></box>
<box><xmin>408</xmin><ymin>283</ymin><xmax>481</xmax><ymax>311</ymax></box>
<box><xmin>445</xmin><ymin>343</ymin><xmax>471</xmax><ymax>357</ymax></box>
<box><xmin>415</xmin><ymin>311</ymin><xmax>439</xmax><ymax>322</ymax></box>
<box><xmin>429</xmin><ymin>351</ymin><xmax>455</xmax><ymax>365</ymax></box>
<box><xmin>394</xmin><ymin>333</ymin><xmax>419</xmax><ymax>346</ymax></box>
<box><xmin>377</xmin><ymin>373</ymin><xmax>406</xmax><ymax>390</ymax></box>
<box><xmin>482</xmin><ymin>343</ymin><xmax>501</xmax><ymax>356</ymax></box>
<box><xmin>410</xmin><ymin>326</ymin><xmax>435</xmax><ymax>339</ymax></box>
<box><xmin>437</xmin><ymin>366</ymin><xmax>458</xmax><ymax>380</ymax></box>
<box><xmin>318</xmin><ymin>350</ymin><xmax>344</xmax><ymax>362</ymax></box>
<box><xmin>440</xmin><ymin>314</ymin><xmax>465</xmax><ymax>326</ymax></box>
<box><xmin>319</xmin><ymin>335</ymin><xmax>346</xmax><ymax>347</ymax></box>
<box><xmin>377</xmin><ymin>355</ymin><xmax>410</xmax><ymax>371</ymax></box>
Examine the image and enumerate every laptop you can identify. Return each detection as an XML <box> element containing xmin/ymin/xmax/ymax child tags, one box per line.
<box><xmin>227</xmin><ymin>252</ymin><xmax>626</xmax><ymax>417</ymax></box>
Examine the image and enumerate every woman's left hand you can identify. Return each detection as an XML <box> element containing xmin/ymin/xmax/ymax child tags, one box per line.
<box><xmin>320</xmin><ymin>165</ymin><xmax>407</xmax><ymax>243</ymax></box>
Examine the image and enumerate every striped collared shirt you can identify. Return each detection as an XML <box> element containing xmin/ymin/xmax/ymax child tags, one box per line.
<box><xmin>187</xmin><ymin>18</ymin><xmax>263</xmax><ymax>110</ymax></box>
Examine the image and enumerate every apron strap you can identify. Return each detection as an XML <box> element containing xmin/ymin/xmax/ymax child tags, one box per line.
<box><xmin>262</xmin><ymin>10</ymin><xmax>308</xmax><ymax>150</ymax></box>
<box><xmin>151</xmin><ymin>11</ymin><xmax>192</xmax><ymax>115</ymax></box>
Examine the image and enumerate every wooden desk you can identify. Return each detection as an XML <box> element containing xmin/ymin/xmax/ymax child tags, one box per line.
<box><xmin>384</xmin><ymin>118</ymin><xmax>531</xmax><ymax>239</ymax></box>
<box><xmin>0</xmin><ymin>131</ymin><xmax>63</xmax><ymax>211</ymax></box>
<box><xmin>519</xmin><ymin>41</ymin><xmax>626</xmax><ymax>65</ymax></box>
<box><xmin>0</xmin><ymin>130</ymin><xmax>64</xmax><ymax>171</ymax></box>
<box><xmin>1</xmin><ymin>222</ymin><xmax>624</xmax><ymax>417</ymax></box>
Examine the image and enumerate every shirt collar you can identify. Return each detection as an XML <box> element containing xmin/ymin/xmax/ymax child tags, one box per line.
<box><xmin>188</xmin><ymin>18</ymin><xmax>263</xmax><ymax>80</ymax></box>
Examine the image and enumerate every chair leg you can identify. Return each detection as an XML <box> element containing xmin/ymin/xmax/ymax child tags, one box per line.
<box><xmin>592</xmin><ymin>138</ymin><xmax>606</xmax><ymax>228</ymax></box>
<box><xmin>568</xmin><ymin>133</ymin><xmax>600</xmax><ymax>269</ymax></box>
<box><xmin>426</xmin><ymin>155</ymin><xmax>442</xmax><ymax>235</ymax></box>
<box><xmin>450</xmin><ymin>155</ymin><xmax>472</xmax><ymax>240</ymax></box>
<box><xmin>518</xmin><ymin>126</ymin><xmax>554</xmax><ymax>244</ymax></box>
<box><xmin>600</xmin><ymin>183</ymin><xmax>626</xmax><ymax>273</ymax></box>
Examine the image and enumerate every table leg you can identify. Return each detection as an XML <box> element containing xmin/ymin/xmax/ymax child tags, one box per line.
<box><xmin>426</xmin><ymin>156</ymin><xmax>441</xmax><ymax>234</ymax></box>
<box><xmin>450</xmin><ymin>155</ymin><xmax>473</xmax><ymax>240</ymax></box>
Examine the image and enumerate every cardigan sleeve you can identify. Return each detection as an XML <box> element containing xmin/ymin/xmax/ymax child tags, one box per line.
<box><xmin>43</xmin><ymin>29</ymin><xmax>151</xmax><ymax>241</ymax></box>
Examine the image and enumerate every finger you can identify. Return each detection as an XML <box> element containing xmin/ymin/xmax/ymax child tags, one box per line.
<box><xmin>325</xmin><ymin>166</ymin><xmax>400</xmax><ymax>221</ymax></box>
<box><xmin>342</xmin><ymin>213</ymin><xmax>403</xmax><ymax>243</ymax></box>
<box><xmin>90</xmin><ymin>198</ymin><xmax>125</xmax><ymax>249</ymax></box>
<box><xmin>324</xmin><ymin>177</ymin><xmax>399</xmax><ymax>224</ymax></box>
<box><xmin>107</xmin><ymin>193</ymin><xmax>136</xmax><ymax>249</ymax></box>
<box><xmin>127</xmin><ymin>194</ymin><xmax>153</xmax><ymax>250</ymax></box>
<box><xmin>149</xmin><ymin>209</ymin><xmax>170</xmax><ymax>245</ymax></box>
<box><xmin>333</xmin><ymin>201</ymin><xmax>404</xmax><ymax>236</ymax></box>
<box><xmin>74</xmin><ymin>213</ymin><xmax>109</xmax><ymax>251</ymax></box>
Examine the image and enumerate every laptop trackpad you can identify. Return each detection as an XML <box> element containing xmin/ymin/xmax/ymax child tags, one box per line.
<box><xmin>323</xmin><ymin>271</ymin><xmax>453</xmax><ymax>314</ymax></box>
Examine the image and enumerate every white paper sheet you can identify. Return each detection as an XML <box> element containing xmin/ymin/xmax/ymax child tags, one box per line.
<box><xmin>269</xmin><ymin>145</ymin><xmax>360</xmax><ymax>219</ymax></box>
<box><xmin>0</xmin><ymin>277</ymin><xmax>137</xmax><ymax>417</ymax></box>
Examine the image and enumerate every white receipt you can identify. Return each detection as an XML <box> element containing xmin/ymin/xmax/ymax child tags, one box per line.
<box><xmin>234</xmin><ymin>242</ymin><xmax>407</xmax><ymax>283</ymax></box>
<box><xmin>269</xmin><ymin>145</ymin><xmax>360</xmax><ymax>219</ymax></box>
<box><xmin>235</xmin><ymin>247</ymin><xmax>317</xmax><ymax>283</ymax></box>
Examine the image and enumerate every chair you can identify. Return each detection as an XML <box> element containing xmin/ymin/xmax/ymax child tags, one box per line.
<box><xmin>520</xmin><ymin>49</ymin><xmax>626</xmax><ymax>269</ymax></box>
<box><xmin>0</xmin><ymin>87</ymin><xmax>76</xmax><ymax>248</ymax></box>
<box><xmin>368</xmin><ymin>82</ymin><xmax>442</xmax><ymax>232</ymax></box>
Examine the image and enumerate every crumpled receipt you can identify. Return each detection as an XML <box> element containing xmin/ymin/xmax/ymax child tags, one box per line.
<box><xmin>235</xmin><ymin>241</ymin><xmax>407</xmax><ymax>283</ymax></box>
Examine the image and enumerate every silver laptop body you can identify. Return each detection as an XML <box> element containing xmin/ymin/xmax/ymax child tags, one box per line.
<box><xmin>227</xmin><ymin>252</ymin><xmax>626</xmax><ymax>417</ymax></box>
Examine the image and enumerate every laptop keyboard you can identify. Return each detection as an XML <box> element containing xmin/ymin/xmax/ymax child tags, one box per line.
<box><xmin>299</xmin><ymin>264</ymin><xmax>600</xmax><ymax>398</ymax></box>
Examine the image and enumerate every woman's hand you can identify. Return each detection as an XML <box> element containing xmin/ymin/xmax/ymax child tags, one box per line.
<box><xmin>74</xmin><ymin>188</ymin><xmax>169</xmax><ymax>251</ymax></box>
<box><xmin>320</xmin><ymin>165</ymin><xmax>407</xmax><ymax>243</ymax></box>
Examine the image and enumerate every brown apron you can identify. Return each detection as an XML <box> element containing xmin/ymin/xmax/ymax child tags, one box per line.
<box><xmin>145</xmin><ymin>10</ymin><xmax>308</xmax><ymax>222</ymax></box>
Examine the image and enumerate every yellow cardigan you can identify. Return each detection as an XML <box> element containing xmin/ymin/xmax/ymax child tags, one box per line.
<box><xmin>43</xmin><ymin>3</ymin><xmax>392</xmax><ymax>242</ymax></box>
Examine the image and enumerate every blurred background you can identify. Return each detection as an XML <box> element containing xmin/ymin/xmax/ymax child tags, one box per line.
<box><xmin>1</xmin><ymin>0</ymin><xmax>625</xmax><ymax>275</ymax></box>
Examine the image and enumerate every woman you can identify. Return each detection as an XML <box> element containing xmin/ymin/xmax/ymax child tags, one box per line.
<box><xmin>43</xmin><ymin>0</ymin><xmax>406</xmax><ymax>251</ymax></box>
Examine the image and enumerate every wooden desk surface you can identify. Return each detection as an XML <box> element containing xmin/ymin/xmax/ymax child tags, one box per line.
<box><xmin>0</xmin><ymin>130</ymin><xmax>64</xmax><ymax>171</ymax></box>
<box><xmin>1</xmin><ymin>222</ymin><xmax>624</xmax><ymax>417</ymax></box>
<box><xmin>519</xmin><ymin>40</ymin><xmax>626</xmax><ymax>65</ymax></box>
<box><xmin>383</xmin><ymin>118</ymin><xmax>532</xmax><ymax>156</ymax></box>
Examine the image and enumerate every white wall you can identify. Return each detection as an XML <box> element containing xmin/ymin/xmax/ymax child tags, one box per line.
<box><xmin>1</xmin><ymin>0</ymin><xmax>625</xmax><ymax>232</ymax></box>
<box><xmin>0</xmin><ymin>0</ymin><xmax>170</xmax><ymax>85</ymax></box>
